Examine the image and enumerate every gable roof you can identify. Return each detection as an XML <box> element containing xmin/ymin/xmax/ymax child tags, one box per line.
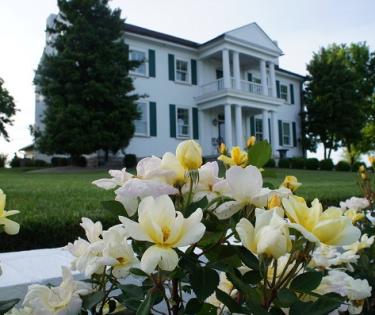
<box><xmin>124</xmin><ymin>24</ymin><xmax>199</xmax><ymax>48</ymax></box>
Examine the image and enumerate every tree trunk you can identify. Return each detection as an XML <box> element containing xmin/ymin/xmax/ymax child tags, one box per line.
<box><xmin>323</xmin><ymin>144</ymin><xmax>327</xmax><ymax>160</ymax></box>
<box><xmin>104</xmin><ymin>149</ymin><xmax>109</xmax><ymax>164</ymax></box>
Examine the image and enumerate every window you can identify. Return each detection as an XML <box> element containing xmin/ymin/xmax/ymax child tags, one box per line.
<box><xmin>129</xmin><ymin>49</ymin><xmax>147</xmax><ymax>75</ymax></box>
<box><xmin>255</xmin><ymin>118</ymin><xmax>263</xmax><ymax>141</ymax></box>
<box><xmin>134</xmin><ymin>102</ymin><xmax>148</xmax><ymax>136</ymax></box>
<box><xmin>282</xmin><ymin>122</ymin><xmax>291</xmax><ymax>146</ymax></box>
<box><xmin>253</xmin><ymin>77</ymin><xmax>261</xmax><ymax>84</ymax></box>
<box><xmin>280</xmin><ymin>84</ymin><xmax>288</xmax><ymax>102</ymax></box>
<box><xmin>175</xmin><ymin>59</ymin><xmax>189</xmax><ymax>83</ymax></box>
<box><xmin>177</xmin><ymin>108</ymin><xmax>190</xmax><ymax>137</ymax></box>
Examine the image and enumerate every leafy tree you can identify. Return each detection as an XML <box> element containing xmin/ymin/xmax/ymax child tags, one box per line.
<box><xmin>34</xmin><ymin>0</ymin><xmax>140</xmax><ymax>162</ymax></box>
<box><xmin>304</xmin><ymin>43</ymin><xmax>375</xmax><ymax>162</ymax></box>
<box><xmin>0</xmin><ymin>77</ymin><xmax>17</xmax><ymax>141</ymax></box>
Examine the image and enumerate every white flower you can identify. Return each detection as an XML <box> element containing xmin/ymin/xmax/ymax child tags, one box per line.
<box><xmin>206</xmin><ymin>272</ymin><xmax>234</xmax><ymax>310</ymax></box>
<box><xmin>340</xmin><ymin>197</ymin><xmax>369</xmax><ymax>211</ymax></box>
<box><xmin>115</xmin><ymin>156</ymin><xmax>179</xmax><ymax>217</ymax></box>
<box><xmin>5</xmin><ymin>307</ymin><xmax>33</xmax><ymax>315</ymax></box>
<box><xmin>316</xmin><ymin>270</ymin><xmax>372</xmax><ymax>314</ymax></box>
<box><xmin>119</xmin><ymin>195</ymin><xmax>205</xmax><ymax>273</ymax></box>
<box><xmin>213</xmin><ymin>165</ymin><xmax>264</xmax><ymax>219</ymax></box>
<box><xmin>0</xmin><ymin>189</ymin><xmax>20</xmax><ymax>235</ymax></box>
<box><xmin>343</xmin><ymin>234</ymin><xmax>375</xmax><ymax>254</ymax></box>
<box><xmin>23</xmin><ymin>267</ymin><xmax>91</xmax><ymax>315</ymax></box>
<box><xmin>92</xmin><ymin>168</ymin><xmax>133</xmax><ymax>190</ymax></box>
<box><xmin>80</xmin><ymin>217</ymin><xmax>102</xmax><ymax>243</ymax></box>
<box><xmin>310</xmin><ymin>245</ymin><xmax>359</xmax><ymax>270</ymax></box>
<box><xmin>236</xmin><ymin>208</ymin><xmax>292</xmax><ymax>259</ymax></box>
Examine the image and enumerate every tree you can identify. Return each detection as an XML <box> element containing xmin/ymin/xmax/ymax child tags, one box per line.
<box><xmin>0</xmin><ymin>77</ymin><xmax>17</xmax><ymax>141</ymax></box>
<box><xmin>34</xmin><ymin>0</ymin><xmax>140</xmax><ymax>162</ymax></box>
<box><xmin>304</xmin><ymin>43</ymin><xmax>375</xmax><ymax>162</ymax></box>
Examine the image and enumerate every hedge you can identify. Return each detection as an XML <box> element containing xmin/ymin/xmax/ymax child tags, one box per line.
<box><xmin>336</xmin><ymin>160</ymin><xmax>351</xmax><ymax>172</ymax></box>
<box><xmin>320</xmin><ymin>159</ymin><xmax>334</xmax><ymax>171</ymax></box>
<box><xmin>305</xmin><ymin>158</ymin><xmax>319</xmax><ymax>170</ymax></box>
<box><xmin>290</xmin><ymin>157</ymin><xmax>305</xmax><ymax>169</ymax></box>
<box><xmin>278</xmin><ymin>158</ymin><xmax>290</xmax><ymax>168</ymax></box>
<box><xmin>265</xmin><ymin>158</ymin><xmax>276</xmax><ymax>168</ymax></box>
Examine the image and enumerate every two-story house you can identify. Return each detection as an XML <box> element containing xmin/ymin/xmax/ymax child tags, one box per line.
<box><xmin>34</xmin><ymin>15</ymin><xmax>305</xmax><ymax>161</ymax></box>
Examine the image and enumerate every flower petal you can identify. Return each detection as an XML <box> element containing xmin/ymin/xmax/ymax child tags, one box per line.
<box><xmin>174</xmin><ymin>209</ymin><xmax>205</xmax><ymax>247</ymax></box>
<box><xmin>236</xmin><ymin>218</ymin><xmax>255</xmax><ymax>252</ymax></box>
<box><xmin>119</xmin><ymin>216</ymin><xmax>152</xmax><ymax>242</ymax></box>
<box><xmin>141</xmin><ymin>245</ymin><xmax>178</xmax><ymax>273</ymax></box>
<box><xmin>92</xmin><ymin>178</ymin><xmax>118</xmax><ymax>190</ymax></box>
<box><xmin>214</xmin><ymin>201</ymin><xmax>244</xmax><ymax>220</ymax></box>
<box><xmin>288</xmin><ymin>223</ymin><xmax>319</xmax><ymax>243</ymax></box>
<box><xmin>0</xmin><ymin>218</ymin><xmax>20</xmax><ymax>235</ymax></box>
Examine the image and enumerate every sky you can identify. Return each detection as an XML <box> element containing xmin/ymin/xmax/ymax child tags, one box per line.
<box><xmin>0</xmin><ymin>0</ymin><xmax>375</xmax><ymax>161</ymax></box>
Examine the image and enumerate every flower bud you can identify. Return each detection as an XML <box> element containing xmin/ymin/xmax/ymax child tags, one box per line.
<box><xmin>218</xmin><ymin>143</ymin><xmax>227</xmax><ymax>155</ymax></box>
<box><xmin>176</xmin><ymin>140</ymin><xmax>203</xmax><ymax>170</ymax></box>
<box><xmin>268</xmin><ymin>195</ymin><xmax>281</xmax><ymax>209</ymax></box>
<box><xmin>280</xmin><ymin>175</ymin><xmax>301</xmax><ymax>192</ymax></box>
<box><xmin>247</xmin><ymin>136</ymin><xmax>256</xmax><ymax>147</ymax></box>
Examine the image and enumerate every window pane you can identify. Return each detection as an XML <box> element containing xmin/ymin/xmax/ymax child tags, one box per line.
<box><xmin>280</xmin><ymin>85</ymin><xmax>288</xmax><ymax>101</ymax></box>
<box><xmin>255</xmin><ymin>119</ymin><xmax>263</xmax><ymax>132</ymax></box>
<box><xmin>176</xmin><ymin>60</ymin><xmax>188</xmax><ymax>71</ymax></box>
<box><xmin>130</xmin><ymin>50</ymin><xmax>146</xmax><ymax>75</ymax></box>
<box><xmin>282</xmin><ymin>122</ymin><xmax>290</xmax><ymax>145</ymax></box>
<box><xmin>177</xmin><ymin>108</ymin><xmax>189</xmax><ymax>137</ymax></box>
<box><xmin>176</xmin><ymin>59</ymin><xmax>188</xmax><ymax>82</ymax></box>
<box><xmin>135</xmin><ymin>103</ymin><xmax>147</xmax><ymax>135</ymax></box>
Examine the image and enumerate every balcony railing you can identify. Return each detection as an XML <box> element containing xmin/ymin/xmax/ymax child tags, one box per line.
<box><xmin>200</xmin><ymin>78</ymin><xmax>274</xmax><ymax>98</ymax></box>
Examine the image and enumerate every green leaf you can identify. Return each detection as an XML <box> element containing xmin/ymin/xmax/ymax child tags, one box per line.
<box><xmin>0</xmin><ymin>299</ymin><xmax>20</xmax><ymax>314</ymax></box>
<box><xmin>247</xmin><ymin>140</ymin><xmax>272</xmax><ymax>168</ymax></box>
<box><xmin>197</xmin><ymin>303</ymin><xmax>217</xmax><ymax>315</ymax></box>
<box><xmin>308</xmin><ymin>293</ymin><xmax>345</xmax><ymax>315</ymax></box>
<box><xmin>243</xmin><ymin>270</ymin><xmax>262</xmax><ymax>285</ymax></box>
<box><xmin>216</xmin><ymin>289</ymin><xmax>244</xmax><ymax>313</ymax></box>
<box><xmin>237</xmin><ymin>246</ymin><xmax>259</xmax><ymax>270</ymax></box>
<box><xmin>81</xmin><ymin>291</ymin><xmax>106</xmax><ymax>310</ymax></box>
<box><xmin>276</xmin><ymin>288</ymin><xmax>298</xmax><ymax>307</ymax></box>
<box><xmin>197</xmin><ymin>231</ymin><xmax>224</xmax><ymax>248</ymax></box>
<box><xmin>136</xmin><ymin>289</ymin><xmax>162</xmax><ymax>315</ymax></box>
<box><xmin>290</xmin><ymin>271</ymin><xmax>323</xmax><ymax>293</ymax></box>
<box><xmin>185</xmin><ymin>196</ymin><xmax>208</xmax><ymax>217</ymax></box>
<box><xmin>190</xmin><ymin>267</ymin><xmax>219</xmax><ymax>301</ymax></box>
<box><xmin>129</xmin><ymin>268</ymin><xmax>149</xmax><ymax>277</ymax></box>
<box><xmin>119</xmin><ymin>284</ymin><xmax>145</xmax><ymax>300</ymax></box>
<box><xmin>185</xmin><ymin>298</ymin><xmax>203</xmax><ymax>314</ymax></box>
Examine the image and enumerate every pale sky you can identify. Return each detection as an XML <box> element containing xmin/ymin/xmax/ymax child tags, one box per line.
<box><xmin>1</xmin><ymin>0</ymin><xmax>374</xmax><ymax>161</ymax></box>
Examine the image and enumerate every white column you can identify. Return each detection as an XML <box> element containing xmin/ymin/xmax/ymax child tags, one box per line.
<box><xmin>260</xmin><ymin>59</ymin><xmax>268</xmax><ymax>96</ymax></box>
<box><xmin>224</xmin><ymin>104</ymin><xmax>233</xmax><ymax>148</ymax></box>
<box><xmin>262</xmin><ymin>109</ymin><xmax>269</xmax><ymax>142</ymax></box>
<box><xmin>222</xmin><ymin>49</ymin><xmax>231</xmax><ymax>89</ymax></box>
<box><xmin>235</xmin><ymin>105</ymin><xmax>243</xmax><ymax>147</ymax></box>
<box><xmin>233</xmin><ymin>51</ymin><xmax>241</xmax><ymax>90</ymax></box>
<box><xmin>270</xmin><ymin>110</ymin><xmax>277</xmax><ymax>154</ymax></box>
<box><xmin>269</xmin><ymin>62</ymin><xmax>277</xmax><ymax>98</ymax></box>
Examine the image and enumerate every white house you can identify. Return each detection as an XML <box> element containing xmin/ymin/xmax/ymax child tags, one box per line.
<box><xmin>34</xmin><ymin>16</ymin><xmax>305</xmax><ymax>161</ymax></box>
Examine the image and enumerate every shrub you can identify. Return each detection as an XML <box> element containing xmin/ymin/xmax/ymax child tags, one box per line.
<box><xmin>278</xmin><ymin>158</ymin><xmax>290</xmax><ymax>168</ymax></box>
<box><xmin>265</xmin><ymin>158</ymin><xmax>276</xmax><ymax>168</ymax></box>
<box><xmin>290</xmin><ymin>157</ymin><xmax>305</xmax><ymax>169</ymax></box>
<box><xmin>0</xmin><ymin>154</ymin><xmax>6</xmax><ymax>168</ymax></box>
<box><xmin>319</xmin><ymin>159</ymin><xmax>334</xmax><ymax>171</ymax></box>
<box><xmin>51</xmin><ymin>157</ymin><xmax>69</xmax><ymax>167</ymax></box>
<box><xmin>336</xmin><ymin>160</ymin><xmax>351</xmax><ymax>172</ymax></box>
<box><xmin>10</xmin><ymin>154</ymin><xmax>21</xmax><ymax>168</ymax></box>
<box><xmin>76</xmin><ymin>156</ymin><xmax>87</xmax><ymax>167</ymax></box>
<box><xmin>305</xmin><ymin>158</ymin><xmax>319</xmax><ymax>170</ymax></box>
<box><xmin>351</xmin><ymin>161</ymin><xmax>366</xmax><ymax>172</ymax></box>
<box><xmin>123</xmin><ymin>154</ymin><xmax>137</xmax><ymax>168</ymax></box>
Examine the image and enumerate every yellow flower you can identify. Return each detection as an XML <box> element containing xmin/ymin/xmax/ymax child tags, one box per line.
<box><xmin>0</xmin><ymin>189</ymin><xmax>20</xmax><ymax>235</ymax></box>
<box><xmin>160</xmin><ymin>152</ymin><xmax>186</xmax><ymax>185</ymax></box>
<box><xmin>236</xmin><ymin>208</ymin><xmax>292</xmax><ymax>259</ymax></box>
<box><xmin>368</xmin><ymin>156</ymin><xmax>375</xmax><ymax>166</ymax></box>
<box><xmin>282</xmin><ymin>196</ymin><xmax>361</xmax><ymax>246</ymax></box>
<box><xmin>344</xmin><ymin>209</ymin><xmax>365</xmax><ymax>223</ymax></box>
<box><xmin>359</xmin><ymin>165</ymin><xmax>366</xmax><ymax>173</ymax></box>
<box><xmin>247</xmin><ymin>136</ymin><xmax>256</xmax><ymax>148</ymax></box>
<box><xmin>218</xmin><ymin>143</ymin><xmax>227</xmax><ymax>155</ymax></box>
<box><xmin>218</xmin><ymin>146</ymin><xmax>248</xmax><ymax>167</ymax></box>
<box><xmin>120</xmin><ymin>195</ymin><xmax>205</xmax><ymax>273</ymax></box>
<box><xmin>268</xmin><ymin>195</ymin><xmax>282</xmax><ymax>209</ymax></box>
<box><xmin>280</xmin><ymin>176</ymin><xmax>301</xmax><ymax>192</ymax></box>
<box><xmin>176</xmin><ymin>140</ymin><xmax>203</xmax><ymax>170</ymax></box>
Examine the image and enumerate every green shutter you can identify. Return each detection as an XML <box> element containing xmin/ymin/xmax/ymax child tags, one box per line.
<box><xmin>268</xmin><ymin>118</ymin><xmax>271</xmax><ymax>145</ymax></box>
<box><xmin>276</xmin><ymin>80</ymin><xmax>280</xmax><ymax>98</ymax></box>
<box><xmin>148</xmin><ymin>49</ymin><xmax>156</xmax><ymax>77</ymax></box>
<box><xmin>191</xmin><ymin>59</ymin><xmax>197</xmax><ymax>85</ymax></box>
<box><xmin>292</xmin><ymin>122</ymin><xmax>297</xmax><ymax>147</ymax></box>
<box><xmin>289</xmin><ymin>83</ymin><xmax>295</xmax><ymax>104</ymax></box>
<box><xmin>278</xmin><ymin>120</ymin><xmax>283</xmax><ymax>146</ymax></box>
<box><xmin>192</xmin><ymin>107</ymin><xmax>199</xmax><ymax>139</ymax></box>
<box><xmin>247</xmin><ymin>72</ymin><xmax>252</xmax><ymax>82</ymax></box>
<box><xmin>169</xmin><ymin>104</ymin><xmax>176</xmax><ymax>137</ymax></box>
<box><xmin>168</xmin><ymin>54</ymin><xmax>175</xmax><ymax>81</ymax></box>
<box><xmin>250</xmin><ymin>116</ymin><xmax>255</xmax><ymax>136</ymax></box>
<box><xmin>149</xmin><ymin>102</ymin><xmax>157</xmax><ymax>136</ymax></box>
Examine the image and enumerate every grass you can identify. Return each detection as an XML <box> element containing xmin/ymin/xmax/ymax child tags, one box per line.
<box><xmin>0</xmin><ymin>167</ymin><xmax>363</xmax><ymax>252</ymax></box>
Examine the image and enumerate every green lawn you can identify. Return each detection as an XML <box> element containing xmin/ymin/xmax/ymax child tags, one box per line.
<box><xmin>0</xmin><ymin>167</ymin><xmax>363</xmax><ymax>252</ymax></box>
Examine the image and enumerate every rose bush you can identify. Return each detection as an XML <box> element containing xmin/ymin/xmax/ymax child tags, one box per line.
<box><xmin>2</xmin><ymin>139</ymin><xmax>374</xmax><ymax>315</ymax></box>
